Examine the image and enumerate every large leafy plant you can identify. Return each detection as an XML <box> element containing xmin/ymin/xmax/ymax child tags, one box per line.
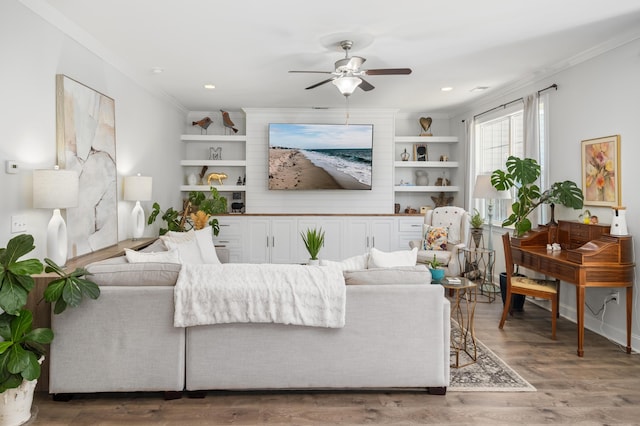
<box><xmin>0</xmin><ymin>234</ymin><xmax>100</xmax><ymax>392</ymax></box>
<box><xmin>148</xmin><ymin>187</ymin><xmax>227</xmax><ymax>236</ymax></box>
<box><xmin>491</xmin><ymin>156</ymin><xmax>584</xmax><ymax>237</ymax></box>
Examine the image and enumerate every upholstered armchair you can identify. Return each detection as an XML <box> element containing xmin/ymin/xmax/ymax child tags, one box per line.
<box><xmin>409</xmin><ymin>206</ymin><xmax>471</xmax><ymax>277</ymax></box>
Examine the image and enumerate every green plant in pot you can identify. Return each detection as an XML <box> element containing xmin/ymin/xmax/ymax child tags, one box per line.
<box><xmin>491</xmin><ymin>156</ymin><xmax>584</xmax><ymax>237</ymax></box>
<box><xmin>301</xmin><ymin>228</ymin><xmax>325</xmax><ymax>265</ymax></box>
<box><xmin>0</xmin><ymin>234</ymin><xmax>100</xmax><ymax>425</ymax></box>
<box><xmin>469</xmin><ymin>208</ymin><xmax>484</xmax><ymax>247</ymax></box>
<box><xmin>427</xmin><ymin>254</ymin><xmax>445</xmax><ymax>282</ymax></box>
<box><xmin>148</xmin><ymin>187</ymin><xmax>228</xmax><ymax>236</ymax></box>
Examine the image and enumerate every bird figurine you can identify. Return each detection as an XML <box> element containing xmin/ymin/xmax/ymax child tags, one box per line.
<box><xmin>192</xmin><ymin>117</ymin><xmax>213</xmax><ymax>134</ymax></box>
<box><xmin>419</xmin><ymin>117</ymin><xmax>432</xmax><ymax>136</ymax></box>
<box><xmin>220</xmin><ymin>109</ymin><xmax>238</xmax><ymax>134</ymax></box>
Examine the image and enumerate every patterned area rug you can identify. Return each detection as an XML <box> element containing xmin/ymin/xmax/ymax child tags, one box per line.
<box><xmin>449</xmin><ymin>331</ymin><xmax>536</xmax><ymax>392</ymax></box>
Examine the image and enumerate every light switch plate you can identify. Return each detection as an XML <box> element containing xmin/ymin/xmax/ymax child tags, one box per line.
<box><xmin>11</xmin><ymin>215</ymin><xmax>27</xmax><ymax>233</ymax></box>
<box><xmin>5</xmin><ymin>161</ymin><xmax>19</xmax><ymax>174</ymax></box>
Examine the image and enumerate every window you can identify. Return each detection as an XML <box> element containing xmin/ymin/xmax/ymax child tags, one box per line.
<box><xmin>473</xmin><ymin>110</ymin><xmax>524</xmax><ymax>225</ymax></box>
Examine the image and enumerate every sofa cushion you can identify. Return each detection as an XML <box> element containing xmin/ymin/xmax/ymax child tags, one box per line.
<box><xmin>139</xmin><ymin>238</ymin><xmax>168</xmax><ymax>253</ymax></box>
<box><xmin>344</xmin><ymin>265</ymin><xmax>431</xmax><ymax>285</ymax></box>
<box><xmin>320</xmin><ymin>253</ymin><xmax>369</xmax><ymax>271</ymax></box>
<box><xmin>367</xmin><ymin>247</ymin><xmax>418</xmax><ymax>268</ymax></box>
<box><xmin>194</xmin><ymin>227</ymin><xmax>221</xmax><ymax>264</ymax></box>
<box><xmin>86</xmin><ymin>256</ymin><xmax>181</xmax><ymax>286</ymax></box>
<box><xmin>422</xmin><ymin>225</ymin><xmax>448</xmax><ymax>251</ymax></box>
<box><xmin>125</xmin><ymin>248</ymin><xmax>180</xmax><ymax>264</ymax></box>
<box><xmin>160</xmin><ymin>229</ymin><xmax>195</xmax><ymax>244</ymax></box>
<box><xmin>164</xmin><ymin>227</ymin><xmax>221</xmax><ymax>264</ymax></box>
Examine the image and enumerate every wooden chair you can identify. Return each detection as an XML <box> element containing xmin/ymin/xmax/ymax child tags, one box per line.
<box><xmin>500</xmin><ymin>232</ymin><xmax>560</xmax><ymax>339</ymax></box>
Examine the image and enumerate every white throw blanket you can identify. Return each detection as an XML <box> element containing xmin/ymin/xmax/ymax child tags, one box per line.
<box><xmin>174</xmin><ymin>264</ymin><xmax>346</xmax><ymax>328</ymax></box>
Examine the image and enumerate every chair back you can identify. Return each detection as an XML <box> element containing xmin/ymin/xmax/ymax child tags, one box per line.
<box><xmin>502</xmin><ymin>232</ymin><xmax>515</xmax><ymax>278</ymax></box>
<box><xmin>425</xmin><ymin>207</ymin><xmax>470</xmax><ymax>246</ymax></box>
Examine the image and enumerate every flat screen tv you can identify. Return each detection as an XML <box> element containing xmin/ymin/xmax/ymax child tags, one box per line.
<box><xmin>268</xmin><ymin>123</ymin><xmax>373</xmax><ymax>190</ymax></box>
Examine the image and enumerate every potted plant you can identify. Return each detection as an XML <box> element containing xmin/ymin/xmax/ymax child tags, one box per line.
<box><xmin>491</xmin><ymin>156</ymin><xmax>584</xmax><ymax>237</ymax></box>
<box><xmin>427</xmin><ymin>254</ymin><xmax>446</xmax><ymax>282</ymax></box>
<box><xmin>148</xmin><ymin>187</ymin><xmax>228</xmax><ymax>236</ymax></box>
<box><xmin>0</xmin><ymin>234</ymin><xmax>100</xmax><ymax>425</ymax></box>
<box><xmin>301</xmin><ymin>228</ymin><xmax>325</xmax><ymax>265</ymax></box>
<box><xmin>469</xmin><ymin>208</ymin><xmax>484</xmax><ymax>247</ymax></box>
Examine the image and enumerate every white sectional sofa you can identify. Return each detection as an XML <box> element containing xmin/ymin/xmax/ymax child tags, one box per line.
<box><xmin>49</xmin><ymin>246</ymin><xmax>451</xmax><ymax>397</ymax></box>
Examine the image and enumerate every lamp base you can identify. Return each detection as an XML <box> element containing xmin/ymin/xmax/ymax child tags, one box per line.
<box><xmin>131</xmin><ymin>201</ymin><xmax>146</xmax><ymax>240</ymax></box>
<box><xmin>47</xmin><ymin>209</ymin><xmax>68</xmax><ymax>267</ymax></box>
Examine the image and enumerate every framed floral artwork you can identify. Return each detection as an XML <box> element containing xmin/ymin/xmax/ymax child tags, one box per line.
<box><xmin>581</xmin><ymin>135</ymin><xmax>621</xmax><ymax>207</ymax></box>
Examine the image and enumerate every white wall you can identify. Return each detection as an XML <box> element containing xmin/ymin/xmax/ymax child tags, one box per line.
<box><xmin>0</xmin><ymin>1</ymin><xmax>185</xmax><ymax>259</ymax></box>
<box><xmin>451</xmin><ymin>38</ymin><xmax>640</xmax><ymax>350</ymax></box>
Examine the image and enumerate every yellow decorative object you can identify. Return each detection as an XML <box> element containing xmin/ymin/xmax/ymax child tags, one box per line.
<box><xmin>190</xmin><ymin>210</ymin><xmax>211</xmax><ymax>230</ymax></box>
<box><xmin>207</xmin><ymin>172</ymin><xmax>228</xmax><ymax>185</ymax></box>
<box><xmin>579</xmin><ymin>209</ymin><xmax>592</xmax><ymax>224</ymax></box>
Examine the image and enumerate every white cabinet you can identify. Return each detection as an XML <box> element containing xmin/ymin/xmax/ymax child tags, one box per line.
<box><xmin>246</xmin><ymin>218</ymin><xmax>297</xmax><ymax>264</ymax></box>
<box><xmin>396</xmin><ymin>216</ymin><xmax>424</xmax><ymax>251</ymax></box>
<box><xmin>296</xmin><ymin>218</ymin><xmax>344</xmax><ymax>263</ymax></box>
<box><xmin>212</xmin><ymin>216</ymin><xmax>245</xmax><ymax>263</ymax></box>
<box><xmin>343</xmin><ymin>218</ymin><xmax>394</xmax><ymax>258</ymax></box>
<box><xmin>180</xmin><ymin>134</ymin><xmax>247</xmax><ymax>213</ymax></box>
<box><xmin>393</xmin><ymin>136</ymin><xmax>459</xmax><ymax>212</ymax></box>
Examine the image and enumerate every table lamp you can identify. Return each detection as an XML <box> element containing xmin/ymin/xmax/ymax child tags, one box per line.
<box><xmin>472</xmin><ymin>174</ymin><xmax>510</xmax><ymax>250</ymax></box>
<box><xmin>124</xmin><ymin>174</ymin><xmax>153</xmax><ymax>239</ymax></box>
<box><xmin>33</xmin><ymin>166</ymin><xmax>79</xmax><ymax>266</ymax></box>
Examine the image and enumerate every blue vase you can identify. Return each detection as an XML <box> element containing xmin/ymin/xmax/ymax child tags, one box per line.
<box><xmin>430</xmin><ymin>268</ymin><xmax>445</xmax><ymax>283</ymax></box>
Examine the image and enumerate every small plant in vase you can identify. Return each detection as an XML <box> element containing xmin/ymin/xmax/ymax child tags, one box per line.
<box><xmin>427</xmin><ymin>254</ymin><xmax>445</xmax><ymax>282</ymax></box>
<box><xmin>469</xmin><ymin>208</ymin><xmax>484</xmax><ymax>248</ymax></box>
<box><xmin>301</xmin><ymin>228</ymin><xmax>325</xmax><ymax>265</ymax></box>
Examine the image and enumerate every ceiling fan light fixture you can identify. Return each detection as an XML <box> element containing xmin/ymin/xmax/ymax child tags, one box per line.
<box><xmin>332</xmin><ymin>76</ymin><xmax>362</xmax><ymax>96</ymax></box>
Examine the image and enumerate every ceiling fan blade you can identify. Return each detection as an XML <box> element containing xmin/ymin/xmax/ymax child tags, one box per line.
<box><xmin>289</xmin><ymin>70</ymin><xmax>333</xmax><ymax>74</ymax></box>
<box><xmin>358</xmin><ymin>78</ymin><xmax>375</xmax><ymax>92</ymax></box>
<box><xmin>364</xmin><ymin>68</ymin><xmax>412</xmax><ymax>75</ymax></box>
<box><xmin>305</xmin><ymin>78</ymin><xmax>336</xmax><ymax>90</ymax></box>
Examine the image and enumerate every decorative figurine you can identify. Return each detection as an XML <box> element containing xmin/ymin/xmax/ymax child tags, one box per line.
<box><xmin>207</xmin><ymin>172</ymin><xmax>228</xmax><ymax>185</ymax></box>
<box><xmin>220</xmin><ymin>109</ymin><xmax>238</xmax><ymax>134</ymax></box>
<box><xmin>209</xmin><ymin>147</ymin><xmax>222</xmax><ymax>160</ymax></box>
<box><xmin>419</xmin><ymin>116</ymin><xmax>432</xmax><ymax>136</ymax></box>
<box><xmin>236</xmin><ymin>176</ymin><xmax>242</xmax><ymax>185</ymax></box>
<box><xmin>431</xmin><ymin>192</ymin><xmax>454</xmax><ymax>207</ymax></box>
<box><xmin>192</xmin><ymin>117</ymin><xmax>213</xmax><ymax>134</ymax></box>
<box><xmin>400</xmin><ymin>148</ymin><xmax>410</xmax><ymax>161</ymax></box>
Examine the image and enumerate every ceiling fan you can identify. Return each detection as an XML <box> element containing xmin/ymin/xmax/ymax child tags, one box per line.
<box><xmin>289</xmin><ymin>40</ymin><xmax>412</xmax><ymax>96</ymax></box>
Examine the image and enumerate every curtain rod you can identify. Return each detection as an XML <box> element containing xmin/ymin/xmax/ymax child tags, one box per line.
<box><xmin>469</xmin><ymin>83</ymin><xmax>558</xmax><ymax>121</ymax></box>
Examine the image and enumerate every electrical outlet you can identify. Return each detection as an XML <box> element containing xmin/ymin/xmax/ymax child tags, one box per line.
<box><xmin>609</xmin><ymin>291</ymin><xmax>620</xmax><ymax>305</ymax></box>
<box><xmin>11</xmin><ymin>215</ymin><xmax>27</xmax><ymax>233</ymax></box>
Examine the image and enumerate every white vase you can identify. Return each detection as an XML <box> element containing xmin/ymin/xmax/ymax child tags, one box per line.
<box><xmin>187</xmin><ymin>173</ymin><xmax>198</xmax><ymax>186</ymax></box>
<box><xmin>308</xmin><ymin>259</ymin><xmax>320</xmax><ymax>266</ymax></box>
<box><xmin>0</xmin><ymin>378</ymin><xmax>38</xmax><ymax>426</ymax></box>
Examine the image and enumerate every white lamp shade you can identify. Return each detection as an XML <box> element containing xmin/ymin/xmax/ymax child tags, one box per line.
<box><xmin>124</xmin><ymin>175</ymin><xmax>152</xmax><ymax>201</ymax></box>
<box><xmin>332</xmin><ymin>76</ymin><xmax>362</xmax><ymax>96</ymax></box>
<box><xmin>473</xmin><ymin>174</ymin><xmax>510</xmax><ymax>200</ymax></box>
<box><xmin>33</xmin><ymin>168</ymin><xmax>79</xmax><ymax>209</ymax></box>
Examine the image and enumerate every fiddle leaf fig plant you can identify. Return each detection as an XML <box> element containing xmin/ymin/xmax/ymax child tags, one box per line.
<box><xmin>491</xmin><ymin>156</ymin><xmax>584</xmax><ymax>237</ymax></box>
<box><xmin>0</xmin><ymin>233</ymin><xmax>100</xmax><ymax>392</ymax></box>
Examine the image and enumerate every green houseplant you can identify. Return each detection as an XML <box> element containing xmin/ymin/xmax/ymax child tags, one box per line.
<box><xmin>148</xmin><ymin>187</ymin><xmax>228</xmax><ymax>236</ymax></box>
<box><xmin>0</xmin><ymin>234</ymin><xmax>99</xmax><ymax>424</ymax></box>
<box><xmin>469</xmin><ymin>208</ymin><xmax>484</xmax><ymax>247</ymax></box>
<box><xmin>491</xmin><ymin>156</ymin><xmax>584</xmax><ymax>237</ymax></box>
<box><xmin>427</xmin><ymin>254</ymin><xmax>445</xmax><ymax>282</ymax></box>
<box><xmin>301</xmin><ymin>228</ymin><xmax>325</xmax><ymax>263</ymax></box>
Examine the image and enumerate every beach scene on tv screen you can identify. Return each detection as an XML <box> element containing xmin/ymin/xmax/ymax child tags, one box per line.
<box><xmin>268</xmin><ymin>123</ymin><xmax>373</xmax><ymax>190</ymax></box>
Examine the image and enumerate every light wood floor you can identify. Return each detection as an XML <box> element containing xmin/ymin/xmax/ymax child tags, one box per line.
<box><xmin>31</xmin><ymin>296</ymin><xmax>640</xmax><ymax>425</ymax></box>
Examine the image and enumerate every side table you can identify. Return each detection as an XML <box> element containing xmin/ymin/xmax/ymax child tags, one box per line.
<box><xmin>461</xmin><ymin>247</ymin><xmax>497</xmax><ymax>302</ymax></box>
<box><xmin>440</xmin><ymin>277</ymin><xmax>478</xmax><ymax>368</ymax></box>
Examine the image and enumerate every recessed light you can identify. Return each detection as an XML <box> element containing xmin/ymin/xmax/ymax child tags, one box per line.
<box><xmin>204</xmin><ymin>84</ymin><xmax>216</xmax><ymax>90</ymax></box>
<box><xmin>151</xmin><ymin>67</ymin><xmax>164</xmax><ymax>74</ymax></box>
<box><xmin>441</xmin><ymin>87</ymin><xmax>453</xmax><ymax>92</ymax></box>
<box><xmin>471</xmin><ymin>86</ymin><xmax>489</xmax><ymax>92</ymax></box>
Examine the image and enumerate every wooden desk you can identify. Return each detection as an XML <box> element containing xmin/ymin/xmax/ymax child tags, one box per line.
<box><xmin>510</xmin><ymin>221</ymin><xmax>634</xmax><ymax>357</ymax></box>
<box><xmin>30</xmin><ymin>238</ymin><xmax>156</xmax><ymax>391</ymax></box>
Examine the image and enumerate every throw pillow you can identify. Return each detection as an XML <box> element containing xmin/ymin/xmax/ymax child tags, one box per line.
<box><xmin>367</xmin><ymin>247</ymin><xmax>418</xmax><ymax>268</ymax></box>
<box><xmin>194</xmin><ymin>227</ymin><xmax>221</xmax><ymax>264</ymax></box>
<box><xmin>320</xmin><ymin>253</ymin><xmax>369</xmax><ymax>271</ymax></box>
<box><xmin>160</xmin><ymin>229</ymin><xmax>195</xmax><ymax>245</ymax></box>
<box><xmin>164</xmin><ymin>238</ymin><xmax>204</xmax><ymax>264</ymax></box>
<box><xmin>422</xmin><ymin>225</ymin><xmax>448</xmax><ymax>251</ymax></box>
<box><xmin>124</xmin><ymin>248</ymin><xmax>180</xmax><ymax>264</ymax></box>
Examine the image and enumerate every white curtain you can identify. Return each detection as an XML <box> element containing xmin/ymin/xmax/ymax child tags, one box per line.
<box><xmin>465</xmin><ymin>117</ymin><xmax>475</xmax><ymax>211</ymax></box>
<box><xmin>522</xmin><ymin>92</ymin><xmax>546</xmax><ymax>224</ymax></box>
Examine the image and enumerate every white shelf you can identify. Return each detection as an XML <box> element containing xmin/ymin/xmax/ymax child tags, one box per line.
<box><xmin>394</xmin><ymin>161</ymin><xmax>459</xmax><ymax>168</ymax></box>
<box><xmin>180</xmin><ymin>160</ymin><xmax>246</xmax><ymax>167</ymax></box>
<box><xmin>394</xmin><ymin>185</ymin><xmax>460</xmax><ymax>192</ymax></box>
<box><xmin>394</xmin><ymin>136</ymin><xmax>458</xmax><ymax>143</ymax></box>
<box><xmin>181</xmin><ymin>134</ymin><xmax>247</xmax><ymax>142</ymax></box>
<box><xmin>180</xmin><ymin>185</ymin><xmax>246</xmax><ymax>192</ymax></box>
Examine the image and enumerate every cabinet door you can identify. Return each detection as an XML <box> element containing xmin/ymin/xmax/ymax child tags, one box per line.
<box><xmin>247</xmin><ymin>219</ymin><xmax>270</xmax><ymax>263</ymax></box>
<box><xmin>370</xmin><ymin>219</ymin><xmax>394</xmax><ymax>251</ymax></box>
<box><xmin>212</xmin><ymin>216</ymin><xmax>246</xmax><ymax>262</ymax></box>
<box><xmin>270</xmin><ymin>219</ymin><xmax>296</xmax><ymax>264</ymax></box>
<box><xmin>343</xmin><ymin>219</ymin><xmax>371</xmax><ymax>258</ymax></box>
<box><xmin>296</xmin><ymin>218</ymin><xmax>343</xmax><ymax>263</ymax></box>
